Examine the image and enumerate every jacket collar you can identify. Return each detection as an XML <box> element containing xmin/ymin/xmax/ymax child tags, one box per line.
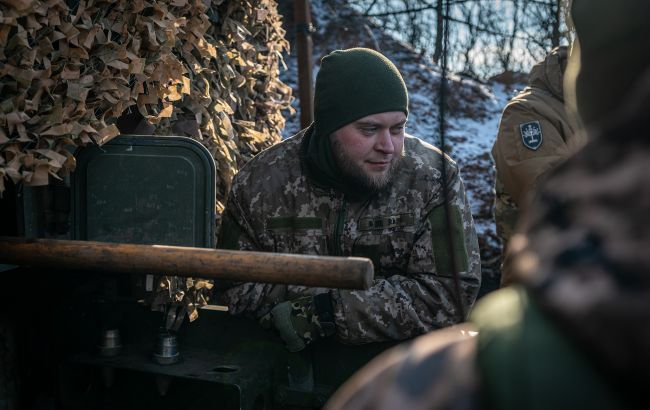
<box><xmin>299</xmin><ymin>123</ymin><xmax>376</xmax><ymax>201</ymax></box>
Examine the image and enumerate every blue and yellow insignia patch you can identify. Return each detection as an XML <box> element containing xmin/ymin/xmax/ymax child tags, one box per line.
<box><xmin>519</xmin><ymin>120</ymin><xmax>543</xmax><ymax>150</ymax></box>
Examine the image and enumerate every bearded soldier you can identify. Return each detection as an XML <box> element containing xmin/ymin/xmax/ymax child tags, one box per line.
<box><xmin>217</xmin><ymin>48</ymin><xmax>481</xmax><ymax>351</ymax></box>
<box><xmin>327</xmin><ymin>1</ymin><xmax>650</xmax><ymax>409</ymax></box>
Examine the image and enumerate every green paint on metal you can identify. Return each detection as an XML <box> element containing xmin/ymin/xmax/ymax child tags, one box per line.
<box><xmin>71</xmin><ymin>135</ymin><xmax>216</xmax><ymax>248</ymax></box>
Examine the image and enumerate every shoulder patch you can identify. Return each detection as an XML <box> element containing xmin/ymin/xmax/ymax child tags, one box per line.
<box><xmin>519</xmin><ymin>120</ymin><xmax>543</xmax><ymax>150</ymax></box>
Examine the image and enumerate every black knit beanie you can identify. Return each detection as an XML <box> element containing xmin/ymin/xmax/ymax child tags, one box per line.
<box><xmin>313</xmin><ymin>48</ymin><xmax>409</xmax><ymax>138</ymax></box>
<box><xmin>301</xmin><ymin>48</ymin><xmax>408</xmax><ymax>199</ymax></box>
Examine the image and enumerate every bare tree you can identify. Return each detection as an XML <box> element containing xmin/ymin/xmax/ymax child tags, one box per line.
<box><xmin>500</xmin><ymin>0</ymin><xmax>521</xmax><ymax>72</ymax></box>
<box><xmin>352</xmin><ymin>0</ymin><xmax>570</xmax><ymax>78</ymax></box>
<box><xmin>456</xmin><ymin>1</ymin><xmax>479</xmax><ymax>75</ymax></box>
<box><xmin>520</xmin><ymin>0</ymin><xmax>569</xmax><ymax>60</ymax></box>
<box><xmin>432</xmin><ymin>0</ymin><xmax>444</xmax><ymax>64</ymax></box>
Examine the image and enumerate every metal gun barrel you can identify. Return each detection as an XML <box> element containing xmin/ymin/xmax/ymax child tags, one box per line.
<box><xmin>0</xmin><ymin>237</ymin><xmax>374</xmax><ymax>290</ymax></box>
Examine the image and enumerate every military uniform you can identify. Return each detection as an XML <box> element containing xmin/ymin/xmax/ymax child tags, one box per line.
<box><xmin>328</xmin><ymin>103</ymin><xmax>649</xmax><ymax>406</ymax></box>
<box><xmin>218</xmin><ymin>125</ymin><xmax>481</xmax><ymax>344</ymax></box>
<box><xmin>326</xmin><ymin>287</ymin><xmax>629</xmax><ymax>410</ymax></box>
<box><xmin>326</xmin><ymin>1</ymin><xmax>650</xmax><ymax>405</ymax></box>
<box><xmin>491</xmin><ymin>46</ymin><xmax>586</xmax><ymax>285</ymax></box>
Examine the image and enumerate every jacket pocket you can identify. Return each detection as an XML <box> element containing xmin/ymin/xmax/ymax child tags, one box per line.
<box><xmin>270</xmin><ymin>231</ymin><xmax>328</xmax><ymax>255</ymax></box>
<box><xmin>266</xmin><ymin>216</ymin><xmax>328</xmax><ymax>255</ymax></box>
<box><xmin>352</xmin><ymin>230</ymin><xmax>414</xmax><ymax>277</ymax></box>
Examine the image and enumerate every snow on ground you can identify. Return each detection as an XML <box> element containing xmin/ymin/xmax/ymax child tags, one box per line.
<box><xmin>279</xmin><ymin>0</ymin><xmax>523</xmax><ymax>296</ymax></box>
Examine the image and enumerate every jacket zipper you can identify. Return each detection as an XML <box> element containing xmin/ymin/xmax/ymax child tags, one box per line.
<box><xmin>333</xmin><ymin>197</ymin><xmax>347</xmax><ymax>256</ymax></box>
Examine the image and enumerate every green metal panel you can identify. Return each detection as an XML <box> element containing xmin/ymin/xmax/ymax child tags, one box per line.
<box><xmin>72</xmin><ymin>135</ymin><xmax>215</xmax><ymax>248</ymax></box>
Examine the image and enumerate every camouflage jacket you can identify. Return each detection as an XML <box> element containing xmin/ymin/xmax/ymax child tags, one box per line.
<box><xmin>217</xmin><ymin>128</ymin><xmax>481</xmax><ymax>344</ymax></box>
<box><xmin>327</xmin><ymin>288</ymin><xmax>628</xmax><ymax>410</ymax></box>
<box><xmin>325</xmin><ymin>323</ymin><xmax>479</xmax><ymax>410</ymax></box>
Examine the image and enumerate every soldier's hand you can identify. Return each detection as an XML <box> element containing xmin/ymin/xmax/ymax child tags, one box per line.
<box><xmin>259</xmin><ymin>294</ymin><xmax>336</xmax><ymax>352</ymax></box>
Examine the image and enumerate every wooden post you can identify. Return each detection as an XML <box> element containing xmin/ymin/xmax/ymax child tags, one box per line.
<box><xmin>0</xmin><ymin>237</ymin><xmax>373</xmax><ymax>290</ymax></box>
<box><xmin>294</xmin><ymin>0</ymin><xmax>314</xmax><ymax>128</ymax></box>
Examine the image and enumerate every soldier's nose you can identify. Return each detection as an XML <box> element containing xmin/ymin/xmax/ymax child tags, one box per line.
<box><xmin>375</xmin><ymin>130</ymin><xmax>395</xmax><ymax>154</ymax></box>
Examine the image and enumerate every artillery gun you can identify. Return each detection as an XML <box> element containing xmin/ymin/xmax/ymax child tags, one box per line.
<box><xmin>0</xmin><ymin>136</ymin><xmax>390</xmax><ymax>410</ymax></box>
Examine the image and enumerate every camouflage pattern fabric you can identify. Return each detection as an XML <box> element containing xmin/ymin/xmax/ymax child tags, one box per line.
<box><xmin>512</xmin><ymin>77</ymin><xmax>650</xmax><ymax>405</ymax></box>
<box><xmin>325</xmin><ymin>116</ymin><xmax>650</xmax><ymax>406</ymax></box>
<box><xmin>325</xmin><ymin>324</ymin><xmax>479</xmax><ymax>410</ymax></box>
<box><xmin>326</xmin><ymin>285</ymin><xmax>629</xmax><ymax>410</ymax></box>
<box><xmin>327</xmin><ymin>5</ymin><xmax>650</xmax><ymax>407</ymax></box>
<box><xmin>260</xmin><ymin>296</ymin><xmax>335</xmax><ymax>352</ymax></box>
<box><xmin>491</xmin><ymin>46</ymin><xmax>586</xmax><ymax>286</ymax></box>
<box><xmin>217</xmin><ymin>127</ymin><xmax>481</xmax><ymax>344</ymax></box>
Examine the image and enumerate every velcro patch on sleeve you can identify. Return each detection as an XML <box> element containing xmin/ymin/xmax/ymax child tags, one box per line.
<box><xmin>519</xmin><ymin>120</ymin><xmax>543</xmax><ymax>150</ymax></box>
<box><xmin>429</xmin><ymin>205</ymin><xmax>469</xmax><ymax>276</ymax></box>
<box><xmin>266</xmin><ymin>216</ymin><xmax>324</xmax><ymax>231</ymax></box>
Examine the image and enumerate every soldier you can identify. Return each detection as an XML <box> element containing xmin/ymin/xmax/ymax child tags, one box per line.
<box><xmin>326</xmin><ymin>0</ymin><xmax>650</xmax><ymax>408</ymax></box>
<box><xmin>491</xmin><ymin>46</ymin><xmax>587</xmax><ymax>286</ymax></box>
<box><xmin>217</xmin><ymin>48</ymin><xmax>481</xmax><ymax>351</ymax></box>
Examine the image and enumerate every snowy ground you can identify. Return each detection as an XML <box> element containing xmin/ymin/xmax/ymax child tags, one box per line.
<box><xmin>279</xmin><ymin>0</ymin><xmax>523</xmax><ymax>296</ymax></box>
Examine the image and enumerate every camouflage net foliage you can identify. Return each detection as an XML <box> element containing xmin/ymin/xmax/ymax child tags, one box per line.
<box><xmin>152</xmin><ymin>276</ymin><xmax>215</xmax><ymax>324</ymax></box>
<box><xmin>0</xmin><ymin>0</ymin><xmax>293</xmax><ymax>321</ymax></box>
<box><xmin>0</xmin><ymin>0</ymin><xmax>293</xmax><ymax>206</ymax></box>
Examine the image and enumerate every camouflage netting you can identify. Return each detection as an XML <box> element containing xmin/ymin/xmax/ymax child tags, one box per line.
<box><xmin>0</xmin><ymin>0</ymin><xmax>293</xmax><ymax>321</ymax></box>
<box><xmin>0</xmin><ymin>0</ymin><xmax>293</xmax><ymax>211</ymax></box>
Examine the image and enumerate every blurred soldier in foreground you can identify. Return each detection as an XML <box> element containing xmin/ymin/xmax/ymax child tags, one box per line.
<box><xmin>326</xmin><ymin>1</ymin><xmax>650</xmax><ymax>408</ymax></box>
<box><xmin>492</xmin><ymin>46</ymin><xmax>587</xmax><ymax>286</ymax></box>
<box><xmin>217</xmin><ymin>48</ymin><xmax>481</xmax><ymax>351</ymax></box>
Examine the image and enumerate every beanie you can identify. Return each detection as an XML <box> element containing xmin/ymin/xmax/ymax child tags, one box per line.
<box><xmin>313</xmin><ymin>48</ymin><xmax>409</xmax><ymax>138</ymax></box>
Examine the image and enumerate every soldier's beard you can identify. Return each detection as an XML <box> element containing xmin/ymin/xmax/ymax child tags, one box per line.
<box><xmin>331</xmin><ymin>139</ymin><xmax>403</xmax><ymax>192</ymax></box>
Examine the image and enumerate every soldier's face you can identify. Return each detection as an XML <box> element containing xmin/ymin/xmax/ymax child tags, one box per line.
<box><xmin>330</xmin><ymin>111</ymin><xmax>406</xmax><ymax>191</ymax></box>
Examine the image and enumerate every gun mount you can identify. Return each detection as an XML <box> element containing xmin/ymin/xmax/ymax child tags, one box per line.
<box><xmin>0</xmin><ymin>136</ymin><xmax>394</xmax><ymax>410</ymax></box>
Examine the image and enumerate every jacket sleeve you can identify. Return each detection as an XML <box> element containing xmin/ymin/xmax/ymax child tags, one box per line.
<box><xmin>331</xmin><ymin>169</ymin><xmax>482</xmax><ymax>344</ymax></box>
<box><xmin>491</xmin><ymin>102</ymin><xmax>581</xmax><ymax>207</ymax></box>
<box><xmin>217</xmin><ymin>182</ymin><xmax>292</xmax><ymax>316</ymax></box>
<box><xmin>217</xmin><ymin>172</ymin><xmax>334</xmax><ymax>317</ymax></box>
